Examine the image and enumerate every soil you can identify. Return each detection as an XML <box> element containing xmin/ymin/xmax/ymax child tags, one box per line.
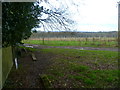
<box><xmin>3</xmin><ymin>44</ymin><xmax>118</xmax><ymax>88</ymax></box>
<box><xmin>3</xmin><ymin>49</ymin><xmax>54</xmax><ymax>88</ymax></box>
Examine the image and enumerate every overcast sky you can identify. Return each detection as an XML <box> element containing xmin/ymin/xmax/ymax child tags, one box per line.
<box><xmin>39</xmin><ymin>0</ymin><xmax>119</xmax><ymax>32</ymax></box>
<box><xmin>75</xmin><ymin>0</ymin><xmax>119</xmax><ymax>32</ymax></box>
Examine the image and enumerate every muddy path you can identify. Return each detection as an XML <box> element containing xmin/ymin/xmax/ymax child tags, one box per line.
<box><xmin>3</xmin><ymin>49</ymin><xmax>54</xmax><ymax>88</ymax></box>
<box><xmin>24</xmin><ymin>44</ymin><xmax>118</xmax><ymax>52</ymax></box>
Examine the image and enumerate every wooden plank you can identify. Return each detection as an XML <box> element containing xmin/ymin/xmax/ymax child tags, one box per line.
<box><xmin>39</xmin><ymin>74</ymin><xmax>52</xmax><ymax>88</ymax></box>
<box><xmin>31</xmin><ymin>53</ymin><xmax>37</xmax><ymax>61</ymax></box>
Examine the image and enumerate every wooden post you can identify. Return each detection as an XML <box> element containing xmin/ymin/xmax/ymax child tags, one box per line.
<box><xmin>85</xmin><ymin>37</ymin><xmax>88</xmax><ymax>45</ymax></box>
<box><xmin>118</xmin><ymin>2</ymin><xmax>120</xmax><ymax>88</ymax></box>
<box><xmin>118</xmin><ymin>2</ymin><xmax>120</xmax><ymax>48</ymax></box>
<box><xmin>42</xmin><ymin>37</ymin><xmax>44</xmax><ymax>45</ymax></box>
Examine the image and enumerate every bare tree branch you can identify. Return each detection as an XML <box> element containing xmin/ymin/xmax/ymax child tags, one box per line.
<box><xmin>37</xmin><ymin>0</ymin><xmax>75</xmax><ymax>32</ymax></box>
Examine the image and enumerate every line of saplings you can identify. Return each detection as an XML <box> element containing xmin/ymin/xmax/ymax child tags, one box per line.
<box><xmin>30</xmin><ymin>31</ymin><xmax>118</xmax><ymax>38</ymax></box>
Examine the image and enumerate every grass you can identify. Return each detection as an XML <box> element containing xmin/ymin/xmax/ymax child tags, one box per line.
<box><xmin>3</xmin><ymin>45</ymin><xmax>119</xmax><ymax>88</ymax></box>
<box><xmin>40</xmin><ymin>48</ymin><xmax>119</xmax><ymax>88</ymax></box>
<box><xmin>22</xmin><ymin>37</ymin><xmax>118</xmax><ymax>48</ymax></box>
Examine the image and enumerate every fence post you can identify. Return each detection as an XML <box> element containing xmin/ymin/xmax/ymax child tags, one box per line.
<box><xmin>118</xmin><ymin>1</ymin><xmax>120</xmax><ymax>88</ymax></box>
<box><xmin>118</xmin><ymin>2</ymin><xmax>120</xmax><ymax>47</ymax></box>
<box><xmin>0</xmin><ymin>1</ymin><xmax>2</xmax><ymax>89</ymax></box>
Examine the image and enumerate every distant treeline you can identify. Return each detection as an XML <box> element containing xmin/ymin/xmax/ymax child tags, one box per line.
<box><xmin>30</xmin><ymin>31</ymin><xmax>118</xmax><ymax>38</ymax></box>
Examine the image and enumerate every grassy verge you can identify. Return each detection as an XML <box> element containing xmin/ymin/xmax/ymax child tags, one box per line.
<box><xmin>22</xmin><ymin>39</ymin><xmax>118</xmax><ymax>48</ymax></box>
<box><xmin>41</xmin><ymin>48</ymin><xmax>119</xmax><ymax>88</ymax></box>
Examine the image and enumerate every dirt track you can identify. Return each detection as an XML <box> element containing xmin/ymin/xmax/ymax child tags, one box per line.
<box><xmin>3</xmin><ymin>49</ymin><xmax>55</xmax><ymax>88</ymax></box>
<box><xmin>24</xmin><ymin>44</ymin><xmax>118</xmax><ymax>52</ymax></box>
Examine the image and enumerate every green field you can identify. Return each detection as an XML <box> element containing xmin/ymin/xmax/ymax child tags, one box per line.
<box><xmin>3</xmin><ymin>46</ymin><xmax>119</xmax><ymax>88</ymax></box>
<box><xmin>23</xmin><ymin>37</ymin><xmax>118</xmax><ymax>48</ymax></box>
<box><xmin>40</xmin><ymin>48</ymin><xmax>118</xmax><ymax>88</ymax></box>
